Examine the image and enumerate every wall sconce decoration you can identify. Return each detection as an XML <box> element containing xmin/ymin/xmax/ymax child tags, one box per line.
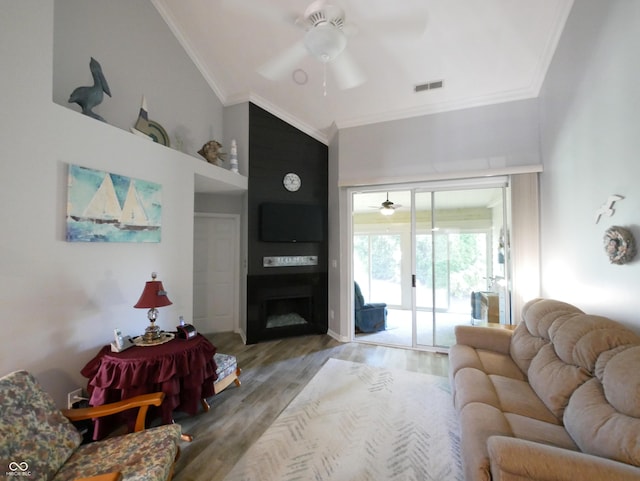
<box><xmin>594</xmin><ymin>195</ymin><xmax>624</xmax><ymax>224</ymax></box>
<box><xmin>604</xmin><ymin>226</ymin><xmax>636</xmax><ymax>265</ymax></box>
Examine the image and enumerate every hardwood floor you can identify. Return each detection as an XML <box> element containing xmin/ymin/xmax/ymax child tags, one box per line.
<box><xmin>171</xmin><ymin>332</ymin><xmax>450</xmax><ymax>481</ymax></box>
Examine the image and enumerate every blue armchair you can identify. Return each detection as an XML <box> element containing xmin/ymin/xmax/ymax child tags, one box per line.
<box><xmin>354</xmin><ymin>281</ymin><xmax>387</xmax><ymax>333</ymax></box>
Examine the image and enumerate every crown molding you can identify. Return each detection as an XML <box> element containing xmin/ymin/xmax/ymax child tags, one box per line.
<box><xmin>151</xmin><ymin>0</ymin><xmax>226</xmax><ymax>102</ymax></box>
<box><xmin>334</xmin><ymin>87</ymin><xmax>539</xmax><ymax>131</ymax></box>
<box><xmin>528</xmin><ymin>0</ymin><xmax>575</xmax><ymax>96</ymax></box>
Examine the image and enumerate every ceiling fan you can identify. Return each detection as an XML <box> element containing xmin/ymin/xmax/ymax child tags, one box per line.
<box><xmin>221</xmin><ymin>0</ymin><xmax>428</xmax><ymax>92</ymax></box>
<box><xmin>371</xmin><ymin>193</ymin><xmax>401</xmax><ymax>216</ymax></box>
<box><xmin>258</xmin><ymin>0</ymin><xmax>366</xmax><ymax>91</ymax></box>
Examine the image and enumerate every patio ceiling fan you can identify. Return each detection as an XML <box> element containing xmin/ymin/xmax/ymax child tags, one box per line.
<box><xmin>371</xmin><ymin>193</ymin><xmax>401</xmax><ymax>216</ymax></box>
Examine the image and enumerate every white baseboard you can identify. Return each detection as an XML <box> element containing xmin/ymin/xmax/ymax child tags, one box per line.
<box><xmin>327</xmin><ymin>328</ymin><xmax>350</xmax><ymax>343</ymax></box>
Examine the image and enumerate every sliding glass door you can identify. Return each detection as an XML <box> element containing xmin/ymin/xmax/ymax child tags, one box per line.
<box><xmin>414</xmin><ymin>187</ymin><xmax>509</xmax><ymax>348</ymax></box>
<box><xmin>352</xmin><ymin>180</ymin><xmax>510</xmax><ymax>350</ymax></box>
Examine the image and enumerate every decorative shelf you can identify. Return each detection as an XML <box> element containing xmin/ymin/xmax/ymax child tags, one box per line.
<box><xmin>190</xmin><ymin>155</ymin><xmax>247</xmax><ymax>194</ymax></box>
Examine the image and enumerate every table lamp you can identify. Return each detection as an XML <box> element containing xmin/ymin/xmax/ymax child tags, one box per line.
<box><xmin>134</xmin><ymin>272</ymin><xmax>172</xmax><ymax>342</ymax></box>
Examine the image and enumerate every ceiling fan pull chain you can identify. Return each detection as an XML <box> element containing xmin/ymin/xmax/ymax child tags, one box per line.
<box><xmin>323</xmin><ymin>62</ymin><xmax>327</xmax><ymax>97</ymax></box>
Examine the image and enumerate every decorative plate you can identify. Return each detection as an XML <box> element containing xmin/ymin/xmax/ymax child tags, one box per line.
<box><xmin>137</xmin><ymin>119</ymin><xmax>170</xmax><ymax>147</ymax></box>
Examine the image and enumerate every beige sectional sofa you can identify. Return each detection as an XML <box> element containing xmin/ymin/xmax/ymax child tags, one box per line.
<box><xmin>449</xmin><ymin>298</ymin><xmax>640</xmax><ymax>481</ymax></box>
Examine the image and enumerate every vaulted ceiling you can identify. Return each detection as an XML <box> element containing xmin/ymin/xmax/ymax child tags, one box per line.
<box><xmin>152</xmin><ymin>0</ymin><xmax>574</xmax><ymax>143</ymax></box>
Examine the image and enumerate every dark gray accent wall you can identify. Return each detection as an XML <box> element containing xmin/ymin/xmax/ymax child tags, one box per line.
<box><xmin>246</xmin><ymin>103</ymin><xmax>328</xmax><ymax>343</ymax></box>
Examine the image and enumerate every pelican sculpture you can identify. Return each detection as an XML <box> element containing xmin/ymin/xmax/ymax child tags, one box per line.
<box><xmin>68</xmin><ymin>57</ymin><xmax>111</xmax><ymax>122</ymax></box>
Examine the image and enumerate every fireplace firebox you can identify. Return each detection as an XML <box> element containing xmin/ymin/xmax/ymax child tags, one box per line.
<box><xmin>265</xmin><ymin>296</ymin><xmax>311</xmax><ymax>328</ymax></box>
<box><xmin>247</xmin><ymin>273</ymin><xmax>327</xmax><ymax>344</ymax></box>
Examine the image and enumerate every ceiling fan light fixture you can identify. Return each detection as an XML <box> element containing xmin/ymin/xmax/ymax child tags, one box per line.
<box><xmin>380</xmin><ymin>205</ymin><xmax>395</xmax><ymax>216</ymax></box>
<box><xmin>304</xmin><ymin>24</ymin><xmax>347</xmax><ymax>62</ymax></box>
<box><xmin>379</xmin><ymin>193</ymin><xmax>397</xmax><ymax>216</ymax></box>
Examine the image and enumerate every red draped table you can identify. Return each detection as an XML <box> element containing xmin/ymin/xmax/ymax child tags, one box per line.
<box><xmin>81</xmin><ymin>334</ymin><xmax>217</xmax><ymax>440</ymax></box>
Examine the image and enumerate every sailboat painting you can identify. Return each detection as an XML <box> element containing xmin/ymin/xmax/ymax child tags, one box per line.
<box><xmin>66</xmin><ymin>164</ymin><xmax>162</xmax><ymax>242</ymax></box>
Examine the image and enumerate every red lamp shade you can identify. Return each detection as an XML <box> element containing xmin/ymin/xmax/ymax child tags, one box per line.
<box><xmin>134</xmin><ymin>272</ymin><xmax>172</xmax><ymax>342</ymax></box>
<box><xmin>134</xmin><ymin>280</ymin><xmax>173</xmax><ymax>309</ymax></box>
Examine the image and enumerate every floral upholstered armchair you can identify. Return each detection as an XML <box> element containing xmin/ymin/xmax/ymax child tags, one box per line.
<box><xmin>0</xmin><ymin>370</ymin><xmax>181</xmax><ymax>481</ymax></box>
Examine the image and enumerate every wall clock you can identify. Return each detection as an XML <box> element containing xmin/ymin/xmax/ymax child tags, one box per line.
<box><xmin>283</xmin><ymin>172</ymin><xmax>301</xmax><ymax>192</ymax></box>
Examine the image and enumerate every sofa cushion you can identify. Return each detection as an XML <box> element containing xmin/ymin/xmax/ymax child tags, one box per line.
<box><xmin>521</xmin><ymin>298</ymin><xmax>583</xmax><ymax>340</ymax></box>
<box><xmin>472</xmin><ymin>348</ymin><xmax>524</xmax><ymax>380</ymax></box>
<box><xmin>550</xmin><ymin>314</ymin><xmax>640</xmax><ymax>372</ymax></box>
<box><xmin>453</xmin><ymin>367</ymin><xmax>559</xmax><ymax>425</ymax></box>
<box><xmin>52</xmin><ymin>424</ymin><xmax>182</xmax><ymax>481</ymax></box>
<box><xmin>489</xmin><ymin>374</ymin><xmax>560</xmax><ymax>424</ymax></box>
<box><xmin>528</xmin><ymin>344</ymin><xmax>590</xmax><ymax>419</ymax></box>
<box><xmin>602</xmin><ymin>345</ymin><xmax>640</xmax><ymax>418</ymax></box>
<box><xmin>509</xmin><ymin>298</ymin><xmax>583</xmax><ymax>375</ymax></box>
<box><xmin>0</xmin><ymin>371</ymin><xmax>82</xmax><ymax>481</ymax></box>
<box><xmin>503</xmin><ymin>413</ymin><xmax>578</xmax><ymax>450</ymax></box>
<box><xmin>509</xmin><ymin>321</ymin><xmax>548</xmax><ymax>374</ymax></box>
<box><xmin>564</xmin><ymin>378</ymin><xmax>640</xmax><ymax>467</ymax></box>
<box><xmin>594</xmin><ymin>345</ymin><xmax>630</xmax><ymax>382</ymax></box>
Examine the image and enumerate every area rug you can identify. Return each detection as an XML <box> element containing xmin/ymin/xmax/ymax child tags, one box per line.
<box><xmin>223</xmin><ymin>358</ymin><xmax>463</xmax><ymax>481</ymax></box>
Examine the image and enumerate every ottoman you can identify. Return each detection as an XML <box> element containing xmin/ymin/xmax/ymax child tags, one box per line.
<box><xmin>213</xmin><ymin>353</ymin><xmax>242</xmax><ymax>394</ymax></box>
<box><xmin>200</xmin><ymin>353</ymin><xmax>241</xmax><ymax>412</ymax></box>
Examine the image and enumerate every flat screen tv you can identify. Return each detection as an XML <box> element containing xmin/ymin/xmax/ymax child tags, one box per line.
<box><xmin>260</xmin><ymin>203</ymin><xmax>324</xmax><ymax>243</ymax></box>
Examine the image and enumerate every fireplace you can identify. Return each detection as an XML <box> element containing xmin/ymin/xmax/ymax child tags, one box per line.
<box><xmin>247</xmin><ymin>273</ymin><xmax>327</xmax><ymax>344</ymax></box>
<box><xmin>265</xmin><ymin>296</ymin><xmax>311</xmax><ymax>329</ymax></box>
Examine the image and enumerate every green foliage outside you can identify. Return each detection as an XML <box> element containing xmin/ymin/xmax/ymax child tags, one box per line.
<box><xmin>356</xmin><ymin>232</ymin><xmax>487</xmax><ymax>300</ymax></box>
<box><xmin>417</xmin><ymin>232</ymin><xmax>486</xmax><ymax>297</ymax></box>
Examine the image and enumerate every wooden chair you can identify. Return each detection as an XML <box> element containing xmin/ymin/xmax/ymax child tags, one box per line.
<box><xmin>0</xmin><ymin>370</ymin><xmax>182</xmax><ymax>481</ymax></box>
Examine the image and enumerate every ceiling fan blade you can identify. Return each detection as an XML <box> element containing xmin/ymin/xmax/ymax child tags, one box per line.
<box><xmin>302</xmin><ymin>0</ymin><xmax>328</xmax><ymax>20</ymax></box>
<box><xmin>329</xmin><ymin>50</ymin><xmax>366</xmax><ymax>90</ymax></box>
<box><xmin>258</xmin><ymin>41</ymin><xmax>308</xmax><ymax>80</ymax></box>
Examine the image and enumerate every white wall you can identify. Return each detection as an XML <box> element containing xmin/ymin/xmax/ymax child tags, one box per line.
<box><xmin>338</xmin><ymin>98</ymin><xmax>541</xmax><ymax>186</ymax></box>
<box><xmin>0</xmin><ymin>1</ymin><xmax>226</xmax><ymax>407</ymax></box>
<box><xmin>539</xmin><ymin>0</ymin><xmax>640</xmax><ymax>328</ymax></box>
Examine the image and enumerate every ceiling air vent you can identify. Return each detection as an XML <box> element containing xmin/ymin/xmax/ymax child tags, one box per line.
<box><xmin>414</xmin><ymin>80</ymin><xmax>444</xmax><ymax>93</ymax></box>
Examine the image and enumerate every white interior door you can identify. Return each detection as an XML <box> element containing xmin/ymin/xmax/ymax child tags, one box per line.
<box><xmin>193</xmin><ymin>214</ymin><xmax>239</xmax><ymax>333</ymax></box>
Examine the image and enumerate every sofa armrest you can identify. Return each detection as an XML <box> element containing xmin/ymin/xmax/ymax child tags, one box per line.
<box><xmin>61</xmin><ymin>392</ymin><xmax>165</xmax><ymax>433</ymax></box>
<box><xmin>75</xmin><ymin>473</ymin><xmax>122</xmax><ymax>481</ymax></box>
<box><xmin>454</xmin><ymin>325</ymin><xmax>513</xmax><ymax>355</ymax></box>
<box><xmin>488</xmin><ymin>436</ymin><xmax>640</xmax><ymax>481</ymax></box>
